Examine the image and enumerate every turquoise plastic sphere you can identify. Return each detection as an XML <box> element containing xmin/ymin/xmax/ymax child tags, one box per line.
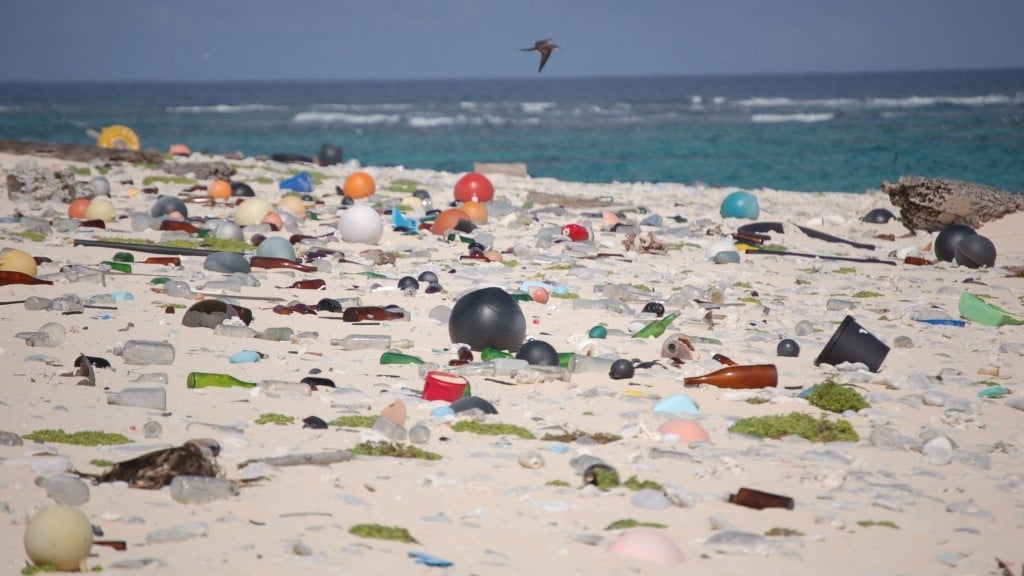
<box><xmin>255</xmin><ymin>236</ymin><xmax>296</xmax><ymax>260</ymax></box>
<box><xmin>720</xmin><ymin>191</ymin><xmax>760</xmax><ymax>220</ymax></box>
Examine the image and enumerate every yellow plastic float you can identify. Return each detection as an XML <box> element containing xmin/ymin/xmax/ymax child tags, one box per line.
<box><xmin>96</xmin><ymin>125</ymin><xmax>140</xmax><ymax>150</ymax></box>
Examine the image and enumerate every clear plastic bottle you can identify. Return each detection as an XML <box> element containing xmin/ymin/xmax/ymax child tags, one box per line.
<box><xmin>107</xmin><ymin>387</ymin><xmax>167</xmax><ymax>410</ymax></box>
<box><xmin>169</xmin><ymin>476</ymin><xmax>238</xmax><ymax>504</ymax></box>
<box><xmin>117</xmin><ymin>340</ymin><xmax>175</xmax><ymax>365</ymax></box>
<box><xmin>568</xmin><ymin>354</ymin><xmax>615</xmax><ymax>374</ymax></box>
<box><xmin>330</xmin><ymin>334</ymin><xmax>392</xmax><ymax>350</ymax></box>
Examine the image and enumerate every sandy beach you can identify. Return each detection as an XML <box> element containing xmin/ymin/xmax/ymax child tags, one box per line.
<box><xmin>1</xmin><ymin>149</ymin><xmax>1022</xmax><ymax>575</ymax></box>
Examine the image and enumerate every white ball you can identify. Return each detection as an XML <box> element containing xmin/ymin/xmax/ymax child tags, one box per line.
<box><xmin>24</xmin><ymin>506</ymin><xmax>94</xmax><ymax>571</ymax></box>
<box><xmin>234</xmin><ymin>198</ymin><xmax>273</xmax><ymax>226</ymax></box>
<box><xmin>338</xmin><ymin>205</ymin><xmax>383</xmax><ymax>244</ymax></box>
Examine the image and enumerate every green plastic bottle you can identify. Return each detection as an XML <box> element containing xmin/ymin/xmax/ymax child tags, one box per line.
<box><xmin>481</xmin><ymin>348</ymin><xmax>513</xmax><ymax>361</ymax></box>
<box><xmin>631</xmin><ymin>312</ymin><xmax>680</xmax><ymax>339</ymax></box>
<box><xmin>187</xmin><ymin>372</ymin><xmax>256</xmax><ymax>389</ymax></box>
<box><xmin>102</xmin><ymin>261</ymin><xmax>132</xmax><ymax>274</ymax></box>
<box><xmin>379</xmin><ymin>351</ymin><xmax>425</xmax><ymax>365</ymax></box>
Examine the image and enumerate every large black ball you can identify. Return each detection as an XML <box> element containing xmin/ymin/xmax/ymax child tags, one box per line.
<box><xmin>448</xmin><ymin>287</ymin><xmax>526</xmax><ymax>352</ymax></box>
<box><xmin>934</xmin><ymin>224</ymin><xmax>976</xmax><ymax>262</ymax></box>
<box><xmin>516</xmin><ymin>340</ymin><xmax>559</xmax><ymax>366</ymax></box>
<box><xmin>608</xmin><ymin>359</ymin><xmax>635</xmax><ymax>379</ymax></box>
<box><xmin>955</xmin><ymin>234</ymin><xmax>997</xmax><ymax>269</ymax></box>
<box><xmin>776</xmin><ymin>338</ymin><xmax>800</xmax><ymax>357</ymax></box>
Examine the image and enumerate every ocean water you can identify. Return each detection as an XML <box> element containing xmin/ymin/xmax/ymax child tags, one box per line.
<box><xmin>1</xmin><ymin>69</ymin><xmax>1022</xmax><ymax>193</ymax></box>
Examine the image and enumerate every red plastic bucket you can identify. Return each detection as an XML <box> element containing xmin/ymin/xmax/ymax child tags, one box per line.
<box><xmin>422</xmin><ymin>371</ymin><xmax>469</xmax><ymax>402</ymax></box>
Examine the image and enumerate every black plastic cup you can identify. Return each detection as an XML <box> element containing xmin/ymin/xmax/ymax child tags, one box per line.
<box><xmin>814</xmin><ymin>315</ymin><xmax>889</xmax><ymax>372</ymax></box>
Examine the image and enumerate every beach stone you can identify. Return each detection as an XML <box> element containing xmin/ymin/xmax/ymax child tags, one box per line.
<box><xmin>203</xmin><ymin>252</ymin><xmax>251</xmax><ymax>273</ymax></box>
<box><xmin>945</xmin><ymin>500</ymin><xmax>994</xmax><ymax>520</ymax></box>
<box><xmin>37</xmin><ymin>474</ymin><xmax>90</xmax><ymax>505</ymax></box>
<box><xmin>921</xmin><ymin>436</ymin><xmax>954</xmax><ymax>466</ymax></box>
<box><xmin>705</xmin><ymin>530</ymin><xmax>772</xmax><ymax>556</ymax></box>
<box><xmin>146</xmin><ymin>522</ymin><xmax>209</xmax><ymax>543</ymax></box>
<box><xmin>884</xmin><ymin>175</ymin><xmax>1024</xmax><ymax>232</ymax></box>
<box><xmin>0</xmin><ymin>431</ymin><xmax>23</xmax><ymax>446</ymax></box>
<box><xmin>6</xmin><ymin>159</ymin><xmax>80</xmax><ymax>202</ymax></box>
<box><xmin>631</xmin><ymin>488</ymin><xmax>672</xmax><ymax>510</ymax></box>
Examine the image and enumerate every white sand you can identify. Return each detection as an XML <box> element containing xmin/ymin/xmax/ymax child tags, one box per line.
<box><xmin>1</xmin><ymin>151</ymin><xmax>1022</xmax><ymax>575</ymax></box>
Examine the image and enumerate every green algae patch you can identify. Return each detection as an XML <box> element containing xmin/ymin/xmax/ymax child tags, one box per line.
<box><xmin>349</xmin><ymin>523</ymin><xmax>419</xmax><ymax>544</ymax></box>
<box><xmin>451</xmin><ymin>421</ymin><xmax>535</xmax><ymax>439</ymax></box>
<box><xmin>385</xmin><ymin>179</ymin><xmax>420</xmax><ymax>193</ymax></box>
<box><xmin>545</xmin><ymin>479</ymin><xmax>572</xmax><ymax>487</ymax></box>
<box><xmin>352</xmin><ymin>441</ymin><xmax>441</xmax><ymax>461</ymax></box>
<box><xmin>605</xmin><ymin>519</ymin><xmax>668</xmax><ymax>530</ymax></box>
<box><xmin>142</xmin><ymin>175</ymin><xmax>196</xmax><ymax>186</ymax></box>
<box><xmin>541</xmin><ymin>430</ymin><xmax>620</xmax><ymax>444</ymax></box>
<box><xmin>328</xmin><ymin>415</ymin><xmax>377</xmax><ymax>428</ymax></box>
<box><xmin>728</xmin><ymin>412</ymin><xmax>859</xmax><ymax>443</ymax></box>
<box><xmin>765</xmin><ymin>527</ymin><xmax>804</xmax><ymax>537</ymax></box>
<box><xmin>23</xmin><ymin>429</ymin><xmax>132</xmax><ymax>446</ymax></box>
<box><xmin>587</xmin><ymin>466</ymin><xmax>621</xmax><ymax>490</ymax></box>
<box><xmin>806</xmin><ymin>379</ymin><xmax>870</xmax><ymax>413</ymax></box>
<box><xmin>622</xmin><ymin>476</ymin><xmax>663</xmax><ymax>491</ymax></box>
<box><xmin>97</xmin><ymin>236</ymin><xmax>252</xmax><ymax>254</ymax></box>
<box><xmin>89</xmin><ymin>459</ymin><xmax>114</xmax><ymax>468</ymax></box>
<box><xmin>852</xmin><ymin>290</ymin><xmax>883</xmax><ymax>298</ymax></box>
<box><xmin>255</xmin><ymin>413</ymin><xmax>294</xmax><ymax>426</ymax></box>
<box><xmin>16</xmin><ymin>229</ymin><xmax>48</xmax><ymax>242</ymax></box>
<box><xmin>745</xmin><ymin>397</ymin><xmax>770</xmax><ymax>405</ymax></box>
<box><xmin>856</xmin><ymin>520</ymin><xmax>899</xmax><ymax>529</ymax></box>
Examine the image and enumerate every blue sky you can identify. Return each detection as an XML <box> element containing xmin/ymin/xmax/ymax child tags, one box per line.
<box><xmin>3</xmin><ymin>0</ymin><xmax>1023</xmax><ymax>81</ymax></box>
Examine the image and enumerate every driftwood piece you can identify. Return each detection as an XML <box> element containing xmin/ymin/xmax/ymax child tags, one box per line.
<box><xmin>883</xmin><ymin>175</ymin><xmax>1024</xmax><ymax>232</ymax></box>
<box><xmin>236</xmin><ymin>449</ymin><xmax>354</xmax><ymax>469</ymax></box>
<box><xmin>0</xmin><ymin>139</ymin><xmax>165</xmax><ymax>165</ymax></box>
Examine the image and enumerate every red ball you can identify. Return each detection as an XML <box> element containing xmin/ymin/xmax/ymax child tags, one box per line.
<box><xmin>454</xmin><ymin>173</ymin><xmax>494</xmax><ymax>202</ymax></box>
<box><xmin>561</xmin><ymin>223</ymin><xmax>590</xmax><ymax>242</ymax></box>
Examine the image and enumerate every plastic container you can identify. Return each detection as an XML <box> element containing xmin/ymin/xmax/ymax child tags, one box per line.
<box><xmin>117</xmin><ymin>340</ymin><xmax>175</xmax><ymax>365</ymax></box>
<box><xmin>169</xmin><ymin>476</ymin><xmax>238</xmax><ymax>504</ymax></box>
<box><xmin>330</xmin><ymin>334</ymin><xmax>392</xmax><ymax>350</ymax></box>
<box><xmin>422</xmin><ymin>371</ymin><xmax>470</xmax><ymax>402</ymax></box>
<box><xmin>568</xmin><ymin>354</ymin><xmax>616</xmax><ymax>374</ymax></box>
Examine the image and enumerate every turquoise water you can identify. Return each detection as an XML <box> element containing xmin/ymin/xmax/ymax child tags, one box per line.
<box><xmin>1</xmin><ymin>69</ymin><xmax>1022</xmax><ymax>193</ymax></box>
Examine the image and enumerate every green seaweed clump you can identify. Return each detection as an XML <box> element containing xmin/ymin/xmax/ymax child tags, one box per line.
<box><xmin>856</xmin><ymin>520</ymin><xmax>899</xmax><ymax>529</ymax></box>
<box><xmin>23</xmin><ymin>429</ymin><xmax>133</xmax><ymax>446</ymax></box>
<box><xmin>586</xmin><ymin>465</ymin><xmax>621</xmax><ymax>490</ymax></box>
<box><xmin>728</xmin><ymin>412</ymin><xmax>859</xmax><ymax>443</ymax></box>
<box><xmin>545</xmin><ymin>479</ymin><xmax>572</xmax><ymax>487</ymax></box>
<box><xmin>451</xmin><ymin>421</ymin><xmax>535</xmax><ymax>439</ymax></box>
<box><xmin>745</xmin><ymin>397</ymin><xmax>770</xmax><ymax>405</ymax></box>
<box><xmin>255</xmin><ymin>413</ymin><xmax>294</xmax><ymax>426</ymax></box>
<box><xmin>806</xmin><ymin>380</ymin><xmax>870</xmax><ymax>413</ymax></box>
<box><xmin>852</xmin><ymin>290</ymin><xmax>883</xmax><ymax>298</ymax></box>
<box><xmin>622</xmin><ymin>476</ymin><xmax>663</xmax><ymax>491</ymax></box>
<box><xmin>89</xmin><ymin>459</ymin><xmax>114</xmax><ymax>468</ymax></box>
<box><xmin>17</xmin><ymin>230</ymin><xmax>48</xmax><ymax>242</ymax></box>
<box><xmin>385</xmin><ymin>179</ymin><xmax>420</xmax><ymax>193</ymax></box>
<box><xmin>349</xmin><ymin>523</ymin><xmax>419</xmax><ymax>544</ymax></box>
<box><xmin>327</xmin><ymin>415</ymin><xmax>377</xmax><ymax>428</ymax></box>
<box><xmin>765</xmin><ymin>527</ymin><xmax>804</xmax><ymax>537</ymax></box>
<box><xmin>605</xmin><ymin>519</ymin><xmax>668</xmax><ymax>530</ymax></box>
<box><xmin>352</xmin><ymin>441</ymin><xmax>441</xmax><ymax>460</ymax></box>
<box><xmin>142</xmin><ymin>175</ymin><xmax>196</xmax><ymax>186</ymax></box>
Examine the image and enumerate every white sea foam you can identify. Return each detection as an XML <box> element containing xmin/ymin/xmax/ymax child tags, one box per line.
<box><xmin>291</xmin><ymin>111</ymin><xmax>401</xmax><ymax>125</ymax></box>
<box><xmin>406</xmin><ymin>114</ymin><xmax>488</xmax><ymax>128</ymax></box>
<box><xmin>751</xmin><ymin>113</ymin><xmax>834</xmax><ymax>123</ymax></box>
<box><xmin>868</xmin><ymin>93</ymin><xmax>1024</xmax><ymax>108</ymax></box>
<box><xmin>167</xmin><ymin>104</ymin><xmax>286</xmax><ymax>114</ymax></box>
<box><xmin>313</xmin><ymin>103</ymin><xmax>412</xmax><ymax>112</ymax></box>
<box><xmin>521</xmin><ymin>101</ymin><xmax>556</xmax><ymax>114</ymax></box>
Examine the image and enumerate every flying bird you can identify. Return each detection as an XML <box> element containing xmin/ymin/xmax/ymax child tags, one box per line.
<box><xmin>522</xmin><ymin>39</ymin><xmax>558</xmax><ymax>73</ymax></box>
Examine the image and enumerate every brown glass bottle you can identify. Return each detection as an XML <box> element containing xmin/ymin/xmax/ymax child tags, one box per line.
<box><xmin>0</xmin><ymin>271</ymin><xmax>53</xmax><ymax>286</ymax></box>
<box><xmin>728</xmin><ymin>487</ymin><xmax>794</xmax><ymax>510</ymax></box>
<box><xmin>143</xmin><ymin>256</ymin><xmax>182</xmax><ymax>266</ymax></box>
<box><xmin>250</xmin><ymin>256</ymin><xmax>318</xmax><ymax>273</ymax></box>
<box><xmin>160</xmin><ymin>219</ymin><xmax>201</xmax><ymax>234</ymax></box>
<box><xmin>342</xmin><ymin>306</ymin><xmax>406</xmax><ymax>322</ymax></box>
<box><xmin>683</xmin><ymin>364</ymin><xmax>778</xmax><ymax>389</ymax></box>
<box><xmin>277</xmin><ymin>279</ymin><xmax>327</xmax><ymax>290</ymax></box>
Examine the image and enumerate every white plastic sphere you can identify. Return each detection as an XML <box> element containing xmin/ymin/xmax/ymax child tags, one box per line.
<box><xmin>234</xmin><ymin>198</ymin><xmax>274</xmax><ymax>226</ymax></box>
<box><xmin>24</xmin><ymin>506</ymin><xmax>94</xmax><ymax>571</ymax></box>
<box><xmin>338</xmin><ymin>205</ymin><xmax>383</xmax><ymax>244</ymax></box>
<box><xmin>84</xmin><ymin>197</ymin><xmax>117</xmax><ymax>222</ymax></box>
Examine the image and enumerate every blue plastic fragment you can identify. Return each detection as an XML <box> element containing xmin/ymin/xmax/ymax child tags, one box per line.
<box><xmin>110</xmin><ymin>291</ymin><xmax>134</xmax><ymax>301</ymax></box>
<box><xmin>542</xmin><ymin>443</ymin><xmax>570</xmax><ymax>454</ymax></box>
<box><xmin>392</xmin><ymin>209</ymin><xmax>419</xmax><ymax>232</ymax></box>
<box><xmin>978</xmin><ymin>386</ymin><xmax>1010</xmax><ymax>399</ymax></box>
<box><xmin>797</xmin><ymin>385</ymin><xmax>816</xmax><ymax>399</ymax></box>
<box><xmin>916</xmin><ymin>318</ymin><xmax>966</xmax><ymax>327</ymax></box>
<box><xmin>408</xmin><ymin>551</ymin><xmax>453</xmax><ymax>567</ymax></box>
<box><xmin>652</xmin><ymin>394</ymin><xmax>700</xmax><ymax>416</ymax></box>
<box><xmin>430</xmin><ymin>406</ymin><xmax>455</xmax><ymax>418</ymax></box>
<box><xmin>229</xmin><ymin>350</ymin><xmax>261</xmax><ymax>364</ymax></box>
<box><xmin>279</xmin><ymin>171</ymin><xmax>314</xmax><ymax>192</ymax></box>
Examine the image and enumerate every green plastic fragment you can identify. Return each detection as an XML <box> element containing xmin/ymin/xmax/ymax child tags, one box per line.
<box><xmin>977</xmin><ymin>386</ymin><xmax>1010</xmax><ymax>399</ymax></box>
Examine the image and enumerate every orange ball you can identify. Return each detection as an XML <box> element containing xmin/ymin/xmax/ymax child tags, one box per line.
<box><xmin>261</xmin><ymin>211</ymin><xmax>284</xmax><ymax>230</ymax></box>
<box><xmin>208</xmin><ymin>179</ymin><xmax>232</xmax><ymax>200</ymax></box>
<box><xmin>343</xmin><ymin>171</ymin><xmax>376</xmax><ymax>199</ymax></box>
<box><xmin>68</xmin><ymin>198</ymin><xmax>91</xmax><ymax>219</ymax></box>
<box><xmin>458</xmin><ymin>200</ymin><xmax>488</xmax><ymax>225</ymax></box>
<box><xmin>454</xmin><ymin>172</ymin><xmax>494</xmax><ymax>202</ymax></box>
<box><xmin>430</xmin><ymin>208</ymin><xmax>470</xmax><ymax>236</ymax></box>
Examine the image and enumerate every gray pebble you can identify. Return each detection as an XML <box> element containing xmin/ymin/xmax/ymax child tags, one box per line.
<box><xmin>630</xmin><ymin>488</ymin><xmax>672</xmax><ymax>510</ymax></box>
<box><xmin>705</xmin><ymin>530</ymin><xmax>773</xmax><ymax>556</ymax></box>
<box><xmin>146</xmin><ymin>522</ymin><xmax>209</xmax><ymax>543</ymax></box>
<box><xmin>921</xmin><ymin>436</ymin><xmax>954</xmax><ymax>466</ymax></box>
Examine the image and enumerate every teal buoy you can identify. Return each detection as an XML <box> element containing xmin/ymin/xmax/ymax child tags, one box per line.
<box><xmin>588</xmin><ymin>325</ymin><xmax>608</xmax><ymax>339</ymax></box>
<box><xmin>720</xmin><ymin>191</ymin><xmax>759</xmax><ymax>220</ymax></box>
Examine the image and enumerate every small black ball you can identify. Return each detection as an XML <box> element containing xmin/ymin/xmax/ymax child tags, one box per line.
<box><xmin>776</xmin><ymin>338</ymin><xmax>800</xmax><ymax>357</ymax></box>
<box><xmin>862</xmin><ymin>208</ymin><xmax>896</xmax><ymax>224</ymax></box>
<box><xmin>417</xmin><ymin>271</ymin><xmax>439</xmax><ymax>284</ymax></box>
<box><xmin>230</xmin><ymin>181</ymin><xmax>255</xmax><ymax>197</ymax></box>
<box><xmin>397</xmin><ymin>276</ymin><xmax>420</xmax><ymax>292</ymax></box>
<box><xmin>515</xmin><ymin>340</ymin><xmax>559</xmax><ymax>366</ymax></box>
<box><xmin>935</xmin><ymin>224</ymin><xmax>976</xmax><ymax>262</ymax></box>
<box><xmin>412</xmin><ymin>189</ymin><xmax>431</xmax><ymax>201</ymax></box>
<box><xmin>955</xmin><ymin>234</ymin><xmax>996</xmax><ymax>269</ymax></box>
<box><xmin>641</xmin><ymin>302</ymin><xmax>665</xmax><ymax>317</ymax></box>
<box><xmin>608</xmin><ymin>359</ymin><xmax>635</xmax><ymax>379</ymax></box>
